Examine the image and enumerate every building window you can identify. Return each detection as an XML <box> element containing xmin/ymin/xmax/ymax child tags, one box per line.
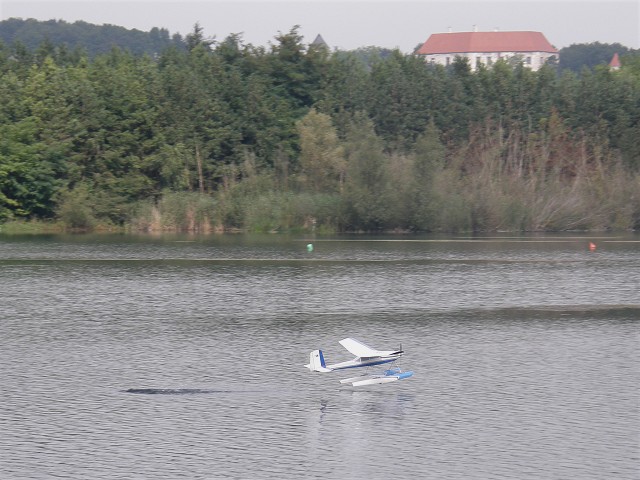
<box><xmin>446</xmin><ymin>57</ymin><xmax>450</xmax><ymax>66</ymax></box>
<box><xmin>526</xmin><ymin>56</ymin><xmax>532</xmax><ymax>65</ymax></box>
<box><xmin>487</xmin><ymin>56</ymin><xmax>493</xmax><ymax>66</ymax></box>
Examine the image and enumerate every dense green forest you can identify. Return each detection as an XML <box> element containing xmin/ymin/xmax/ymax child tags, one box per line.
<box><xmin>1</xmin><ymin>22</ymin><xmax>639</xmax><ymax>233</ymax></box>
<box><xmin>0</xmin><ymin>18</ymin><xmax>184</xmax><ymax>58</ymax></box>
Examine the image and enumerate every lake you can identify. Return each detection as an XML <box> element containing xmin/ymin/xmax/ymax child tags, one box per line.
<box><xmin>0</xmin><ymin>233</ymin><xmax>638</xmax><ymax>479</ymax></box>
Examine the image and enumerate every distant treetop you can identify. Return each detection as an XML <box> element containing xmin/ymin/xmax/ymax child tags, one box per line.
<box><xmin>0</xmin><ymin>17</ymin><xmax>185</xmax><ymax>57</ymax></box>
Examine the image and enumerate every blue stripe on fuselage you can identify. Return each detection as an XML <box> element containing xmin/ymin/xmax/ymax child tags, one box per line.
<box><xmin>333</xmin><ymin>357</ymin><xmax>398</xmax><ymax>370</ymax></box>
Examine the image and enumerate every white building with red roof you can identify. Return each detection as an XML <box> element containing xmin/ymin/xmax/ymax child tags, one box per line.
<box><xmin>416</xmin><ymin>30</ymin><xmax>558</xmax><ymax>71</ymax></box>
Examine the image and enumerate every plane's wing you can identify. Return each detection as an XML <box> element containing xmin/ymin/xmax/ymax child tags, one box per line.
<box><xmin>339</xmin><ymin>338</ymin><xmax>380</xmax><ymax>357</ymax></box>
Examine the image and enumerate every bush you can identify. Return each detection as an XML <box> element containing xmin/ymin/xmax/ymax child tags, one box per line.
<box><xmin>55</xmin><ymin>184</ymin><xmax>97</xmax><ymax>231</ymax></box>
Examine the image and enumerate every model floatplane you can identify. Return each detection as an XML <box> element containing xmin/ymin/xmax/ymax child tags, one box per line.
<box><xmin>305</xmin><ymin>337</ymin><xmax>413</xmax><ymax>387</ymax></box>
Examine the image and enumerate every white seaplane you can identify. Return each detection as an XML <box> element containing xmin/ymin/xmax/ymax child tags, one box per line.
<box><xmin>305</xmin><ymin>337</ymin><xmax>413</xmax><ymax>386</ymax></box>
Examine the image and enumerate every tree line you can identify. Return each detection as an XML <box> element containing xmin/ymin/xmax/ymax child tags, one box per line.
<box><xmin>2</xmin><ymin>18</ymin><xmax>635</xmax><ymax>71</ymax></box>
<box><xmin>1</xmin><ymin>25</ymin><xmax>639</xmax><ymax>232</ymax></box>
<box><xmin>0</xmin><ymin>18</ymin><xmax>184</xmax><ymax>58</ymax></box>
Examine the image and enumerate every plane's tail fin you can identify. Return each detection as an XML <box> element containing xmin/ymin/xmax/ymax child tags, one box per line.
<box><xmin>306</xmin><ymin>350</ymin><xmax>332</xmax><ymax>372</ymax></box>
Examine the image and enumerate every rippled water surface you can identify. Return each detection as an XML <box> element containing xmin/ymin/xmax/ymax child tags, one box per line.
<box><xmin>1</xmin><ymin>233</ymin><xmax>638</xmax><ymax>479</ymax></box>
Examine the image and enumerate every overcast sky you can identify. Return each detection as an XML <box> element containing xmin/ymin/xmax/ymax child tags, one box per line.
<box><xmin>1</xmin><ymin>0</ymin><xmax>638</xmax><ymax>51</ymax></box>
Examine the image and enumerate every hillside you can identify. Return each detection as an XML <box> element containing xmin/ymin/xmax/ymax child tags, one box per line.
<box><xmin>0</xmin><ymin>18</ymin><xmax>184</xmax><ymax>57</ymax></box>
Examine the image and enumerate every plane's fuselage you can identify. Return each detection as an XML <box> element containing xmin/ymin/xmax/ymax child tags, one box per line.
<box><xmin>326</xmin><ymin>351</ymin><xmax>403</xmax><ymax>371</ymax></box>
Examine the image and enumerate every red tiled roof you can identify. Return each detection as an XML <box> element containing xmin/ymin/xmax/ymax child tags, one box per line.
<box><xmin>416</xmin><ymin>31</ymin><xmax>558</xmax><ymax>55</ymax></box>
<box><xmin>609</xmin><ymin>53</ymin><xmax>621</xmax><ymax>67</ymax></box>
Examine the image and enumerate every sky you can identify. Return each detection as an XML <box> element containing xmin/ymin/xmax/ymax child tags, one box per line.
<box><xmin>1</xmin><ymin>0</ymin><xmax>639</xmax><ymax>52</ymax></box>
